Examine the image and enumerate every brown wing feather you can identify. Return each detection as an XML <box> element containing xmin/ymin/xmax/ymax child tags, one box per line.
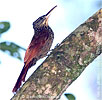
<box><xmin>12</xmin><ymin>32</ymin><xmax>49</xmax><ymax>93</ymax></box>
<box><xmin>24</xmin><ymin>31</ymin><xmax>48</xmax><ymax>66</ymax></box>
<box><xmin>24</xmin><ymin>44</ymin><xmax>40</xmax><ymax>65</ymax></box>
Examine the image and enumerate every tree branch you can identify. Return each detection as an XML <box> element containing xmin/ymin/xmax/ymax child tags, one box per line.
<box><xmin>11</xmin><ymin>8</ymin><xmax>102</xmax><ymax>100</ymax></box>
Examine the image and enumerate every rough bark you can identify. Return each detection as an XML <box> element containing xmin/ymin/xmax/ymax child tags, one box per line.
<box><xmin>11</xmin><ymin>9</ymin><xmax>102</xmax><ymax>100</ymax></box>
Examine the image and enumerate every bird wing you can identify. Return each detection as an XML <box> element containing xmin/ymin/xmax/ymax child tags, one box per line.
<box><xmin>24</xmin><ymin>32</ymin><xmax>48</xmax><ymax>66</ymax></box>
<box><xmin>12</xmin><ymin>31</ymin><xmax>50</xmax><ymax>93</ymax></box>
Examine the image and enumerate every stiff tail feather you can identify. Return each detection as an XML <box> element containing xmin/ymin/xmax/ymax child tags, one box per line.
<box><xmin>12</xmin><ymin>65</ymin><xmax>28</xmax><ymax>93</ymax></box>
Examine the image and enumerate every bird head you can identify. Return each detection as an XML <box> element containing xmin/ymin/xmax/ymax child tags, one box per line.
<box><xmin>33</xmin><ymin>5</ymin><xmax>57</xmax><ymax>29</ymax></box>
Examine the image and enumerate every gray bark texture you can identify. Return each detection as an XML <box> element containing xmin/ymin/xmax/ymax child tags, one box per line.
<box><xmin>11</xmin><ymin>8</ymin><xmax>102</xmax><ymax>100</ymax></box>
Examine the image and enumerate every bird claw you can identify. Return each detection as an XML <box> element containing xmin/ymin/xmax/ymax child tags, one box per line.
<box><xmin>47</xmin><ymin>43</ymin><xmax>60</xmax><ymax>56</ymax></box>
<box><xmin>55</xmin><ymin>43</ymin><xmax>60</xmax><ymax>48</ymax></box>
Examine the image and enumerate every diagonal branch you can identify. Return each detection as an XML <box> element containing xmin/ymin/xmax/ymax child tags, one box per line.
<box><xmin>11</xmin><ymin>8</ymin><xmax>102</xmax><ymax>100</ymax></box>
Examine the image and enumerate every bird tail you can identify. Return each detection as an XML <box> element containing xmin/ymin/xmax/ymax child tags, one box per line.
<box><xmin>12</xmin><ymin>65</ymin><xmax>28</xmax><ymax>93</ymax></box>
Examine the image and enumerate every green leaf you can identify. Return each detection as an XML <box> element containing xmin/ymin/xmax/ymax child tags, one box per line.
<box><xmin>0</xmin><ymin>41</ymin><xmax>26</xmax><ymax>60</ymax></box>
<box><xmin>0</xmin><ymin>22</ymin><xmax>10</xmax><ymax>34</ymax></box>
<box><xmin>65</xmin><ymin>93</ymin><xmax>76</xmax><ymax>100</ymax></box>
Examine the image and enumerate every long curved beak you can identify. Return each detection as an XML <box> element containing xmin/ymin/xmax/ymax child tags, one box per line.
<box><xmin>45</xmin><ymin>5</ymin><xmax>57</xmax><ymax>26</ymax></box>
<box><xmin>46</xmin><ymin>5</ymin><xmax>57</xmax><ymax>17</ymax></box>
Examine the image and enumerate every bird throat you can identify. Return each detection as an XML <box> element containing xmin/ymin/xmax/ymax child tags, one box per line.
<box><xmin>34</xmin><ymin>25</ymin><xmax>49</xmax><ymax>33</ymax></box>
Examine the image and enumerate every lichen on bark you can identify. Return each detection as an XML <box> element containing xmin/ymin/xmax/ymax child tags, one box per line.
<box><xmin>11</xmin><ymin>9</ymin><xmax>102</xmax><ymax>100</ymax></box>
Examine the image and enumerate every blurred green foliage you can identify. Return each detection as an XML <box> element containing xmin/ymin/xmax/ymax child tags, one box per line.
<box><xmin>0</xmin><ymin>22</ymin><xmax>10</xmax><ymax>34</ymax></box>
<box><xmin>0</xmin><ymin>21</ymin><xmax>26</xmax><ymax>61</ymax></box>
<box><xmin>65</xmin><ymin>93</ymin><xmax>76</xmax><ymax>100</ymax></box>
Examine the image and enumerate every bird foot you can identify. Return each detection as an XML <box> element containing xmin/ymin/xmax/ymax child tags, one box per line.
<box><xmin>47</xmin><ymin>43</ymin><xmax>60</xmax><ymax>56</ymax></box>
<box><xmin>55</xmin><ymin>43</ymin><xmax>60</xmax><ymax>48</ymax></box>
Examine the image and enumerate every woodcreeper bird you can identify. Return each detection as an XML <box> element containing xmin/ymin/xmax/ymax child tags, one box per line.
<box><xmin>12</xmin><ymin>5</ymin><xmax>57</xmax><ymax>93</ymax></box>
